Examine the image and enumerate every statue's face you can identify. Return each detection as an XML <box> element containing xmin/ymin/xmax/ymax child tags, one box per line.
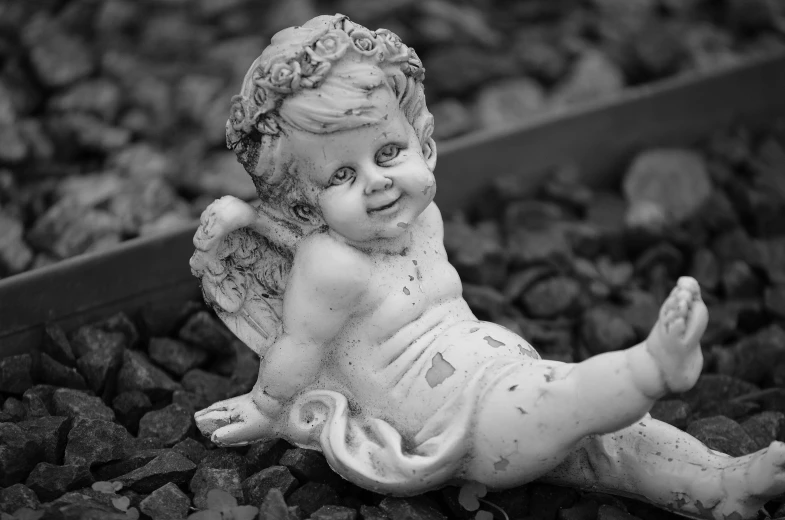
<box><xmin>279</xmin><ymin>88</ymin><xmax>436</xmax><ymax>245</ymax></box>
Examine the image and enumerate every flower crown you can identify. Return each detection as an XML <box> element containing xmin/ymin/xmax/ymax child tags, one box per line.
<box><xmin>227</xmin><ymin>15</ymin><xmax>425</xmax><ymax>147</ymax></box>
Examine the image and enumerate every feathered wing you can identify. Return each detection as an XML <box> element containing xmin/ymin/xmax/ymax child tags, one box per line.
<box><xmin>193</xmin><ymin>227</ymin><xmax>290</xmax><ymax>358</ymax></box>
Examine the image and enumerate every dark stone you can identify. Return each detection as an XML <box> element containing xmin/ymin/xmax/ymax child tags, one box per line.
<box><xmin>148</xmin><ymin>337</ymin><xmax>209</xmax><ymax>377</ymax></box>
<box><xmin>92</xmin><ymin>449</ymin><xmax>166</xmax><ymax>482</ymax></box>
<box><xmin>721</xmin><ymin>260</ymin><xmax>762</xmax><ymax>299</ymax></box>
<box><xmin>287</xmin><ymin>481</ymin><xmax>340</xmax><ymax>518</ymax></box>
<box><xmin>229</xmin><ymin>340</ymin><xmax>260</xmax><ymax>395</ymax></box>
<box><xmin>2</xmin><ymin>396</ymin><xmax>26</xmax><ymax>422</ymax></box>
<box><xmin>423</xmin><ymin>45</ymin><xmax>515</xmax><ymax>97</ymax></box>
<box><xmin>22</xmin><ymin>17</ymin><xmax>95</xmax><ymax>88</ymax></box>
<box><xmin>618</xmin><ymin>290</ymin><xmax>659</xmax><ymax>339</ymax></box>
<box><xmin>48</xmin><ymin>78</ymin><xmax>123</xmax><ymax>122</ymax></box>
<box><xmin>64</xmin><ymin>419</ymin><xmax>130</xmax><ymax>468</ymax></box>
<box><xmin>190</xmin><ymin>466</ymin><xmax>243</xmax><ymax>509</ymax></box>
<box><xmin>689</xmin><ymin>248</ymin><xmax>720</xmax><ymax>292</ymax></box>
<box><xmin>649</xmin><ymin>400</ymin><xmax>690</xmax><ymax>430</ymax></box>
<box><xmin>680</xmin><ymin>374</ymin><xmax>760</xmax><ymax>411</ymax></box>
<box><xmin>181</xmin><ymin>369</ymin><xmax>232</xmax><ymax>404</ymax></box>
<box><xmin>92</xmin><ymin>312</ymin><xmax>140</xmax><ymax>349</ymax></box>
<box><xmin>178</xmin><ymin>310</ymin><xmax>234</xmax><ymax>354</ymax></box>
<box><xmin>52</xmin><ymin>388</ymin><xmax>114</xmax><ymax>422</ymax></box>
<box><xmin>171</xmin><ymin>389</ymin><xmax>209</xmax><ymax>413</ymax></box>
<box><xmin>360</xmin><ymin>505</ymin><xmax>390</xmax><ymax>520</ymax></box>
<box><xmin>112</xmin><ymin>391</ymin><xmax>152</xmax><ymax>436</ymax></box>
<box><xmin>116</xmin><ymin>350</ymin><xmax>181</xmax><ymax>401</ymax></box>
<box><xmin>312</xmin><ymin>505</ymin><xmax>359</xmax><ymax>520</ymax></box>
<box><xmin>685</xmin><ymin>416</ymin><xmax>760</xmax><ymax>457</ymax></box>
<box><xmin>580</xmin><ymin>306</ymin><xmax>638</xmax><ymax>354</ymax></box>
<box><xmin>138</xmin><ymin>482</ymin><xmax>191</xmax><ymax>520</ymax></box>
<box><xmin>528</xmin><ymin>483</ymin><xmax>580</xmax><ymax>520</ymax></box>
<box><xmin>442</xmin><ymin>218</ymin><xmax>508</xmax><ymax>288</ymax></box>
<box><xmin>172</xmin><ymin>438</ymin><xmax>207</xmax><ymax>464</ymax></box>
<box><xmin>721</xmin><ymin>325</ymin><xmax>785</xmax><ymax>386</ymax></box>
<box><xmin>559</xmin><ymin>500</ymin><xmax>600</xmax><ymax>520</ymax></box>
<box><xmin>115</xmin><ymin>450</ymin><xmax>197</xmax><ymax>493</ymax></box>
<box><xmin>507</xmin><ymin>225</ymin><xmax>573</xmax><ymax>266</ymax></box>
<box><xmin>76</xmin><ymin>342</ymin><xmax>124</xmax><ymax>396</ymax></box>
<box><xmin>242</xmin><ymin>466</ymin><xmax>299</xmax><ymax>508</ymax></box>
<box><xmin>18</xmin><ymin>415</ymin><xmax>71</xmax><ymax>465</ymax></box>
<box><xmin>0</xmin><ymin>484</ymin><xmax>40</xmax><ymax>514</ymax></box>
<box><xmin>0</xmin><ymin>422</ymin><xmax>44</xmax><ymax>486</ymax></box>
<box><xmin>245</xmin><ymin>439</ymin><xmax>287</xmax><ymax>475</ymax></box>
<box><xmin>200</xmin><ymin>449</ymin><xmax>247</xmax><ymax>480</ymax></box>
<box><xmin>741</xmin><ymin>412</ymin><xmax>785</xmax><ymax>450</ymax></box>
<box><xmin>69</xmin><ymin>325</ymin><xmax>126</xmax><ymax>359</ymax></box>
<box><xmin>22</xmin><ymin>385</ymin><xmax>57</xmax><ymax>417</ymax></box>
<box><xmin>40</xmin><ymin>353</ymin><xmax>88</xmax><ymax>390</ymax></box>
<box><xmin>41</xmin><ymin>491</ymin><xmax>127</xmax><ymax>520</ymax></box>
<box><xmin>279</xmin><ymin>448</ymin><xmax>339</xmax><ymax>485</ymax></box>
<box><xmin>0</xmin><ymin>354</ymin><xmax>34</xmax><ymax>395</ymax></box>
<box><xmin>521</xmin><ymin>276</ymin><xmax>582</xmax><ymax>319</ymax></box>
<box><xmin>257</xmin><ymin>488</ymin><xmax>300</xmax><ymax>520</ymax></box>
<box><xmin>25</xmin><ymin>462</ymin><xmax>93</xmax><ymax>502</ymax></box>
<box><xmin>596</xmin><ymin>504</ymin><xmax>639</xmax><ymax>520</ymax></box>
<box><xmin>378</xmin><ymin>496</ymin><xmax>447</xmax><ymax>520</ymax></box>
<box><xmin>138</xmin><ymin>404</ymin><xmax>193</xmax><ymax>448</ymax></box>
<box><xmin>764</xmin><ymin>284</ymin><xmax>785</xmax><ymax>320</ymax></box>
<box><xmin>42</xmin><ymin>323</ymin><xmax>76</xmax><ymax>367</ymax></box>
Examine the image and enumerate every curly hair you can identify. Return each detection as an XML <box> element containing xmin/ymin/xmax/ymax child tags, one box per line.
<box><xmin>225</xmin><ymin>14</ymin><xmax>434</xmax><ymax>216</ymax></box>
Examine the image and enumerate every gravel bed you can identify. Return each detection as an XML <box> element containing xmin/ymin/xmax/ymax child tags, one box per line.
<box><xmin>1</xmin><ymin>0</ymin><xmax>784</xmax><ymax>278</ymax></box>
<box><xmin>1</xmin><ymin>119</ymin><xmax>785</xmax><ymax>519</ymax></box>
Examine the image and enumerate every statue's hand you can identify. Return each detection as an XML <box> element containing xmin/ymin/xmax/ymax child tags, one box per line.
<box><xmin>190</xmin><ymin>196</ymin><xmax>258</xmax><ymax>273</ymax></box>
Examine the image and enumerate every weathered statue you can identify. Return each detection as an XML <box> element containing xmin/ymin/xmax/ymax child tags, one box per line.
<box><xmin>189</xmin><ymin>14</ymin><xmax>785</xmax><ymax>519</ymax></box>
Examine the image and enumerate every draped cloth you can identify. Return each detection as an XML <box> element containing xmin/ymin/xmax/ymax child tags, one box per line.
<box><xmin>286</xmin><ymin>357</ymin><xmax>524</xmax><ymax>495</ymax></box>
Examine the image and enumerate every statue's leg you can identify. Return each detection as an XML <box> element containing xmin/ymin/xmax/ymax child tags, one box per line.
<box><xmin>542</xmin><ymin>416</ymin><xmax>785</xmax><ymax>520</ymax></box>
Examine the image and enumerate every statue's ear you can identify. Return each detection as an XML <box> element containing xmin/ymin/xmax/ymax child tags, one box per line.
<box><xmin>422</xmin><ymin>137</ymin><xmax>437</xmax><ymax>172</ymax></box>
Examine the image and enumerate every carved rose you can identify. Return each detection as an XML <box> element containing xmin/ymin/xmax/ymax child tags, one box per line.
<box><xmin>376</xmin><ymin>28</ymin><xmax>408</xmax><ymax>62</ymax></box>
<box><xmin>403</xmin><ymin>48</ymin><xmax>425</xmax><ymax>79</ymax></box>
<box><xmin>311</xmin><ymin>31</ymin><xmax>350</xmax><ymax>62</ymax></box>
<box><xmin>350</xmin><ymin>29</ymin><xmax>380</xmax><ymax>57</ymax></box>
<box><xmin>228</xmin><ymin>96</ymin><xmax>255</xmax><ymax>135</ymax></box>
<box><xmin>267</xmin><ymin>60</ymin><xmax>301</xmax><ymax>93</ymax></box>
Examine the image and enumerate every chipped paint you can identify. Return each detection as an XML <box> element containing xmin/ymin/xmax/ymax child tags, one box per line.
<box><xmin>397</xmin><ymin>222</ymin><xmax>408</xmax><ymax>228</ymax></box>
<box><xmin>484</xmin><ymin>336</ymin><xmax>505</xmax><ymax>348</ymax></box>
<box><xmin>494</xmin><ymin>457</ymin><xmax>509</xmax><ymax>471</ymax></box>
<box><xmin>470</xmin><ymin>327</ymin><xmax>479</xmax><ymax>333</ymax></box>
<box><xmin>516</xmin><ymin>407</ymin><xmax>528</xmax><ymax>415</ymax></box>
<box><xmin>403</xmin><ymin>287</ymin><xmax>410</xmax><ymax>295</ymax></box>
<box><xmin>508</xmin><ymin>385</ymin><xmax>518</xmax><ymax>391</ymax></box>
<box><xmin>425</xmin><ymin>352</ymin><xmax>455</xmax><ymax>388</ymax></box>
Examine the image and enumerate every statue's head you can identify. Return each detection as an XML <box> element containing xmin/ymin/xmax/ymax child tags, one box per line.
<box><xmin>226</xmin><ymin>14</ymin><xmax>436</xmax><ymax>235</ymax></box>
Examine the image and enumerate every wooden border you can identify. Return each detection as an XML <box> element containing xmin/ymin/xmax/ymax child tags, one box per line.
<box><xmin>2</xmin><ymin>53</ymin><xmax>785</xmax><ymax>356</ymax></box>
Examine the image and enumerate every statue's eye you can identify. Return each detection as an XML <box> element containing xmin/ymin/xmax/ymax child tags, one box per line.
<box><xmin>330</xmin><ymin>167</ymin><xmax>355</xmax><ymax>186</ymax></box>
<box><xmin>376</xmin><ymin>144</ymin><xmax>400</xmax><ymax>164</ymax></box>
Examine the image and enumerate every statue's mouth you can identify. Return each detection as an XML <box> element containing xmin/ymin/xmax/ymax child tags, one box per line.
<box><xmin>368</xmin><ymin>195</ymin><xmax>401</xmax><ymax>214</ymax></box>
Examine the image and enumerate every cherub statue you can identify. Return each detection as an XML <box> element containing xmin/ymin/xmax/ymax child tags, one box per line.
<box><xmin>189</xmin><ymin>14</ymin><xmax>785</xmax><ymax>520</ymax></box>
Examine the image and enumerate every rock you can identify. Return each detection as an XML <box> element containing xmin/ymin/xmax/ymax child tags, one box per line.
<box><xmin>40</xmin><ymin>353</ymin><xmax>89</xmax><ymax>390</ymax></box>
<box><xmin>311</xmin><ymin>505</ymin><xmax>359</xmax><ymax>520</ymax></box>
<box><xmin>443</xmin><ymin>218</ymin><xmax>507</xmax><ymax>288</ymax></box>
<box><xmin>764</xmin><ymin>285</ymin><xmax>785</xmax><ymax>319</ymax></box>
<box><xmin>423</xmin><ymin>45</ymin><xmax>515</xmax><ymax>97</ymax></box>
<box><xmin>2</xmin><ymin>397</ymin><xmax>26</xmax><ymax>422</ymax></box>
<box><xmin>649</xmin><ymin>400</ymin><xmax>690</xmax><ymax>430</ymax></box>
<box><xmin>171</xmin><ymin>389</ymin><xmax>210</xmax><ymax>413</ymax></box>
<box><xmin>618</xmin><ymin>290</ymin><xmax>659</xmax><ymax>338</ymax></box>
<box><xmin>0</xmin><ymin>484</ymin><xmax>40</xmax><ymax>514</ymax></box>
<box><xmin>200</xmin><ymin>449</ymin><xmax>247</xmax><ymax>480</ymax></box>
<box><xmin>521</xmin><ymin>276</ymin><xmax>582</xmax><ymax>319</ymax></box>
<box><xmin>287</xmin><ymin>481</ymin><xmax>340</xmax><ymax>518</ymax></box>
<box><xmin>755</xmin><ymin>238</ymin><xmax>785</xmax><ymax>285</ymax></box>
<box><xmin>52</xmin><ymin>388</ymin><xmax>115</xmax><ymax>422</ymax></box>
<box><xmin>623</xmin><ymin>149</ymin><xmax>712</xmax><ymax>229</ymax></box>
<box><xmin>0</xmin><ymin>212</ymin><xmax>33</xmax><ymax>275</ymax></box>
<box><xmin>64</xmin><ymin>419</ymin><xmax>130</xmax><ymax>468</ymax></box>
<box><xmin>242</xmin><ymin>466</ymin><xmax>299</xmax><ymax>507</ymax></box>
<box><xmin>0</xmin><ymin>123</ymin><xmax>29</xmax><ymax>163</ymax></box>
<box><xmin>559</xmin><ymin>500</ymin><xmax>599</xmax><ymax>520</ymax></box>
<box><xmin>715</xmin><ymin>325</ymin><xmax>785</xmax><ymax>386</ymax></box>
<box><xmin>360</xmin><ymin>505</ymin><xmax>390</xmax><ymax>520</ymax></box>
<box><xmin>474</xmin><ymin>77</ymin><xmax>546</xmax><ymax>130</ymax></box>
<box><xmin>229</xmin><ymin>340</ymin><xmax>260</xmax><ymax>395</ymax></box>
<box><xmin>115</xmin><ymin>450</ymin><xmax>197</xmax><ymax>493</ymax></box>
<box><xmin>190</xmin><ymin>466</ymin><xmax>243</xmax><ymax>509</ymax></box>
<box><xmin>551</xmin><ymin>50</ymin><xmax>625</xmax><ymax>106</ymax></box>
<box><xmin>178</xmin><ymin>310</ymin><xmax>234</xmax><ymax>354</ymax></box>
<box><xmin>42</xmin><ymin>323</ymin><xmax>77</xmax><ymax>367</ymax></box>
<box><xmin>379</xmin><ymin>496</ymin><xmax>448</xmax><ymax>520</ymax></box>
<box><xmin>681</xmin><ymin>374</ymin><xmax>760</xmax><ymax>411</ymax></box>
<box><xmin>741</xmin><ymin>412</ymin><xmax>785</xmax><ymax>450</ymax></box>
<box><xmin>690</xmin><ymin>248</ymin><xmax>720</xmax><ymax>292</ymax></box>
<box><xmin>279</xmin><ymin>448</ymin><xmax>338</xmax><ymax>485</ymax></box>
<box><xmin>22</xmin><ymin>17</ymin><xmax>95</xmax><ymax>88</ymax></box>
<box><xmin>138</xmin><ymin>482</ymin><xmax>191</xmax><ymax>520</ymax></box>
<box><xmin>0</xmin><ymin>354</ymin><xmax>34</xmax><ymax>395</ymax></box>
<box><xmin>116</xmin><ymin>350</ymin><xmax>181</xmax><ymax>401</ymax></box>
<box><xmin>70</xmin><ymin>324</ymin><xmax>127</xmax><ymax>359</ymax></box>
<box><xmin>181</xmin><ymin>369</ymin><xmax>232</xmax><ymax>405</ymax></box>
<box><xmin>0</xmin><ymin>422</ymin><xmax>44</xmax><ymax>486</ymax></box>
<box><xmin>48</xmin><ymin>112</ymin><xmax>131</xmax><ymax>152</ymax></box>
<box><xmin>112</xmin><ymin>391</ymin><xmax>152</xmax><ymax>436</ymax></box>
<box><xmin>148</xmin><ymin>337</ymin><xmax>209</xmax><ymax>377</ymax></box>
<box><xmin>172</xmin><ymin>438</ymin><xmax>207</xmax><ymax>465</ymax></box>
<box><xmin>77</xmin><ymin>346</ymin><xmax>125</xmax><ymax>397</ymax></box>
<box><xmin>25</xmin><ymin>462</ymin><xmax>93</xmax><ymax>502</ymax></box>
<box><xmin>727</xmin><ymin>0</ymin><xmax>781</xmax><ymax>32</ymax></box>
<box><xmin>137</xmin><ymin>404</ymin><xmax>193</xmax><ymax>447</ymax></box>
<box><xmin>245</xmin><ymin>439</ymin><xmax>287</xmax><ymax>475</ymax></box>
<box><xmin>41</xmin><ymin>490</ymin><xmax>127</xmax><ymax>520</ymax></box>
<box><xmin>596</xmin><ymin>504</ymin><xmax>638</xmax><ymax>520</ymax></box>
<box><xmin>429</xmin><ymin>99</ymin><xmax>473</xmax><ymax>141</ymax></box>
<box><xmin>721</xmin><ymin>260</ymin><xmax>761</xmax><ymax>299</ymax></box>
<box><xmin>528</xmin><ymin>483</ymin><xmax>580</xmax><ymax>520</ymax></box>
<box><xmin>580</xmin><ymin>306</ymin><xmax>638</xmax><ymax>354</ymax></box>
<box><xmin>192</xmin><ymin>150</ymin><xmax>257</xmax><ymax>201</ymax></box>
<box><xmin>685</xmin><ymin>416</ymin><xmax>759</xmax><ymax>457</ymax></box>
<box><xmin>18</xmin><ymin>415</ymin><xmax>71</xmax><ymax>465</ymax></box>
<box><xmin>48</xmin><ymin>78</ymin><xmax>123</xmax><ymax>121</ymax></box>
<box><xmin>92</xmin><ymin>449</ymin><xmax>167</xmax><ymax>482</ymax></box>
<box><xmin>627</xmin><ymin>21</ymin><xmax>687</xmax><ymax>81</ymax></box>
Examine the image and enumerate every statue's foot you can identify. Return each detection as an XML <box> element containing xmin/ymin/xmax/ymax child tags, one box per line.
<box><xmin>194</xmin><ymin>392</ymin><xmax>274</xmax><ymax>447</ymax></box>
<box><xmin>645</xmin><ymin>276</ymin><xmax>709</xmax><ymax>393</ymax></box>
<box><xmin>710</xmin><ymin>442</ymin><xmax>785</xmax><ymax>519</ymax></box>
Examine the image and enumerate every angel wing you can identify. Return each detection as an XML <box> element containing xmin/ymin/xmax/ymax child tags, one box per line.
<box><xmin>193</xmin><ymin>227</ymin><xmax>291</xmax><ymax>358</ymax></box>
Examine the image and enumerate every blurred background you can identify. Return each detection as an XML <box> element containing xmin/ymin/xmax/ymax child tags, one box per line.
<box><xmin>0</xmin><ymin>0</ymin><xmax>783</xmax><ymax>279</ymax></box>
